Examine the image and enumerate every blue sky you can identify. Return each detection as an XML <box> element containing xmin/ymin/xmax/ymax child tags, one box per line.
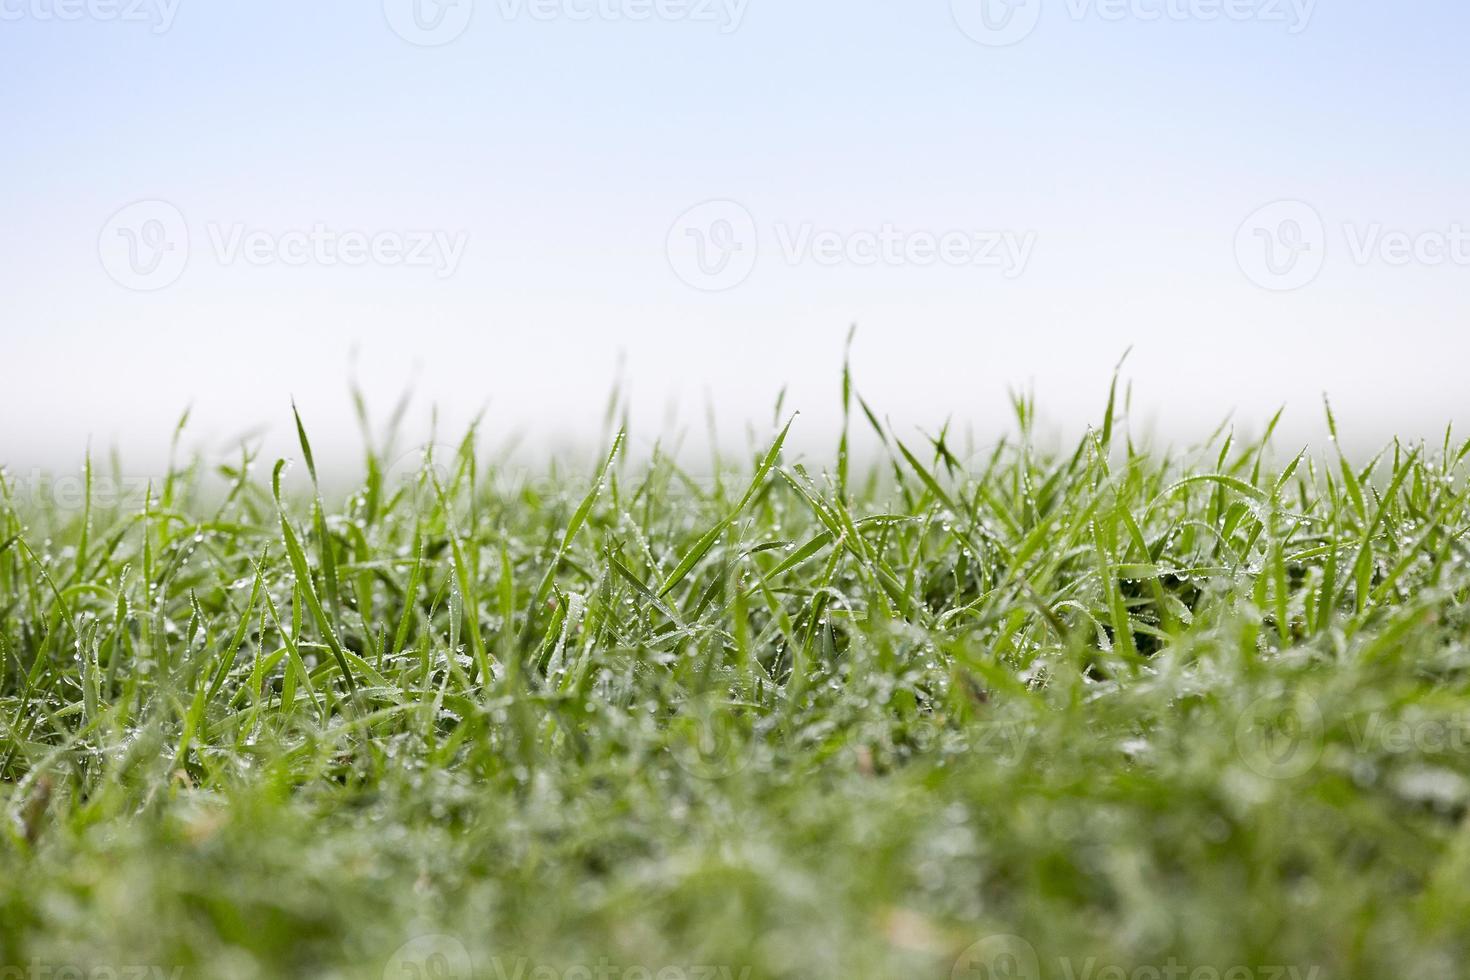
<box><xmin>3</xmin><ymin>0</ymin><xmax>1469</xmax><ymax>468</ymax></box>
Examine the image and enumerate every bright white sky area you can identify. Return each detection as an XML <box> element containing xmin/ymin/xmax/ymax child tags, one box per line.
<box><xmin>3</xmin><ymin>0</ymin><xmax>1468</xmax><ymax>474</ymax></box>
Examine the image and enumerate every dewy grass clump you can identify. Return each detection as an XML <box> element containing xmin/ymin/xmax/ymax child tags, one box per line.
<box><xmin>3</xmin><ymin>372</ymin><xmax>1470</xmax><ymax>979</ymax></box>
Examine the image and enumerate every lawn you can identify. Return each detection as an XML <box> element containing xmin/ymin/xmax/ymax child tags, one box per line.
<box><xmin>3</xmin><ymin>371</ymin><xmax>1469</xmax><ymax>979</ymax></box>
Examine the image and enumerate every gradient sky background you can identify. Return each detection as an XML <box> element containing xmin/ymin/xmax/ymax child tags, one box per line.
<box><xmin>3</xmin><ymin>0</ymin><xmax>1468</xmax><ymax>472</ymax></box>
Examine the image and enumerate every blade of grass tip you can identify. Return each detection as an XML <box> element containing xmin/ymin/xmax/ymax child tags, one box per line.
<box><xmin>1100</xmin><ymin>350</ymin><xmax>1131</xmax><ymax>455</ymax></box>
<box><xmin>857</xmin><ymin>397</ymin><xmax>916</xmax><ymax>508</ymax></box>
<box><xmin>792</xmin><ymin>549</ymin><xmax>843</xmax><ymax>695</ymax></box>
<box><xmin>778</xmin><ymin>466</ymin><xmax>905</xmax><ymax>618</ymax></box>
<box><xmin>767</xmin><ymin>530</ymin><xmax>836</xmax><ymax>579</ymax></box>
<box><xmin>1092</xmin><ymin>515</ymin><xmax>1139</xmax><ymax>663</ymax></box>
<box><xmin>137</xmin><ymin>481</ymin><xmax>154</xmax><ymax>668</ymax></box>
<box><xmin>1339</xmin><ymin>448</ymin><xmax>1421</xmax><ymax>617</ymax></box>
<box><xmin>1338</xmin><ymin>458</ymin><xmax>1368</xmax><ymax>527</ymax></box>
<box><xmin>1208</xmin><ymin>429</ymin><xmax>1234</xmax><ymax>525</ymax></box>
<box><xmin>609</xmin><ymin>551</ymin><xmax>686</xmax><ymax>628</ymax></box>
<box><xmin>292</xmin><ymin>400</ymin><xmax>342</xmax><ymax>625</ymax></box>
<box><xmin>602</xmin><ymin>352</ymin><xmax>626</xmax><ymax>439</ymax></box>
<box><xmin>161</xmin><ymin>405</ymin><xmax>190</xmax><ymax>512</ymax></box>
<box><xmin>206</xmin><ymin>549</ymin><xmax>266</xmax><ymax>703</ymax></box>
<box><xmin>457</xmin><ymin>421</ymin><xmax>481</xmax><ymax>530</ymax></box>
<box><xmin>894</xmin><ymin>438</ymin><xmax>961</xmax><ymax>517</ymax></box>
<box><xmin>732</xmin><ymin>564</ymin><xmax>752</xmax><ymax>686</ymax></box>
<box><xmin>390</xmin><ymin>532</ymin><xmax>425</xmax><ymax>658</ymax></box>
<box><xmin>736</xmin><ymin>415</ymin><xmax>793</xmax><ymax>514</ymax></box>
<box><xmin>1123</xmin><ymin>379</ymin><xmax>1137</xmax><ymax>458</ymax></box>
<box><xmin>1322</xmin><ymin>393</ymin><xmax>1367</xmax><ymax>524</ymax></box>
<box><xmin>1315</xmin><ymin>532</ymin><xmax>1338</xmax><ymax>635</ymax></box>
<box><xmin>272</xmin><ymin>460</ymin><xmax>358</xmax><ymax>700</ymax></box>
<box><xmin>1271</xmin><ymin>448</ymin><xmax>1308</xmax><ymax>501</ymax></box>
<box><xmin>1009</xmin><ymin>387</ymin><xmax>1030</xmax><ymax>438</ymax></box>
<box><xmin>838</xmin><ymin>325</ymin><xmax>855</xmax><ymax>505</ymax></box>
<box><xmin>520</xmin><ymin>430</ymin><xmax>625</xmax><ymax>650</ymax></box>
<box><xmin>349</xmin><ymin>380</ymin><xmax>386</xmax><ymax>525</ymax></box>
<box><xmin>1117</xmin><ymin>504</ymin><xmax>1180</xmax><ymax>637</ymax></box>
<box><xmin>17</xmin><ymin>538</ymin><xmax>77</xmax><ymax>644</ymax></box>
<box><xmin>1322</xmin><ymin>392</ymin><xmax>1339</xmax><ymax>442</ymax></box>
<box><xmin>349</xmin><ymin>376</ymin><xmax>373</xmax><ymax>447</ymax></box>
<box><xmin>262</xmin><ymin>588</ymin><xmax>322</xmax><ymax>721</ymax></box>
<box><xmin>934</xmin><ymin>420</ymin><xmax>963</xmax><ymax>478</ymax></box>
<box><xmin>72</xmin><ymin>447</ymin><xmax>92</xmax><ymax>587</ymax></box>
<box><xmin>437</xmin><ymin>470</ymin><xmax>490</xmax><ymax>687</ymax></box>
<box><xmin>1250</xmin><ymin>406</ymin><xmax>1286</xmax><ymax>486</ymax></box>
<box><xmin>856</xmin><ymin>394</ymin><xmax>888</xmax><ymax>446</ymax></box>
<box><xmin>291</xmin><ymin>399</ymin><xmax>318</xmax><ymax>485</ymax></box>
<box><xmin>657</xmin><ymin>519</ymin><xmax>731</xmax><ymax>602</ymax></box>
<box><xmin>658</xmin><ymin>417</ymin><xmax>794</xmax><ymax>599</ymax></box>
<box><xmin>1148</xmin><ymin>474</ymin><xmax>1267</xmax><ymax>519</ymax></box>
<box><xmin>497</xmin><ymin>540</ymin><xmax>517</xmax><ymax>683</ymax></box>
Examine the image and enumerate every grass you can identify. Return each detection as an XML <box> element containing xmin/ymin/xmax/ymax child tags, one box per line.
<box><xmin>3</xmin><ymin>366</ymin><xmax>1470</xmax><ymax>980</ymax></box>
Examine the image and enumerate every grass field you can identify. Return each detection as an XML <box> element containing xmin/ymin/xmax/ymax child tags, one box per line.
<box><xmin>4</xmin><ymin>370</ymin><xmax>1470</xmax><ymax>980</ymax></box>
